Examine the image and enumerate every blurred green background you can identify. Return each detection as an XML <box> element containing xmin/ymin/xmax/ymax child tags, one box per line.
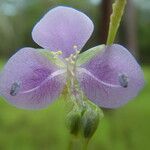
<box><xmin>0</xmin><ymin>0</ymin><xmax>150</xmax><ymax>150</ymax></box>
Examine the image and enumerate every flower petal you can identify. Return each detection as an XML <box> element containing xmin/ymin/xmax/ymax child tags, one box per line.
<box><xmin>32</xmin><ymin>6</ymin><xmax>94</xmax><ymax>58</ymax></box>
<box><xmin>77</xmin><ymin>44</ymin><xmax>144</xmax><ymax>108</ymax></box>
<box><xmin>0</xmin><ymin>48</ymin><xmax>66</xmax><ymax>109</ymax></box>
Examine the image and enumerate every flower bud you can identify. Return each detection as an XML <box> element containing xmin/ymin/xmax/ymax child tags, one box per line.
<box><xmin>65</xmin><ymin>107</ymin><xmax>81</xmax><ymax>136</ymax></box>
<box><xmin>81</xmin><ymin>101</ymin><xmax>104</xmax><ymax>139</ymax></box>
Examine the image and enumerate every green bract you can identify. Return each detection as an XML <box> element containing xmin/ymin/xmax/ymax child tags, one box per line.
<box><xmin>37</xmin><ymin>49</ymin><xmax>65</xmax><ymax>68</ymax></box>
<box><xmin>76</xmin><ymin>45</ymin><xmax>105</xmax><ymax>66</ymax></box>
<box><xmin>38</xmin><ymin>45</ymin><xmax>106</xmax><ymax>71</ymax></box>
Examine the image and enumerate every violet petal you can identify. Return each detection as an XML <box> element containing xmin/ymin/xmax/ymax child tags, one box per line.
<box><xmin>0</xmin><ymin>48</ymin><xmax>66</xmax><ymax>109</ymax></box>
<box><xmin>32</xmin><ymin>6</ymin><xmax>94</xmax><ymax>58</ymax></box>
<box><xmin>77</xmin><ymin>44</ymin><xmax>144</xmax><ymax>108</ymax></box>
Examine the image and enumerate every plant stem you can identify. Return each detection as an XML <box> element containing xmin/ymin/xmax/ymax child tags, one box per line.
<box><xmin>82</xmin><ymin>143</ymin><xmax>88</xmax><ymax>150</ymax></box>
<box><xmin>82</xmin><ymin>139</ymin><xmax>89</xmax><ymax>150</ymax></box>
<box><xmin>106</xmin><ymin>0</ymin><xmax>127</xmax><ymax>45</ymax></box>
<box><xmin>68</xmin><ymin>139</ymin><xmax>73</xmax><ymax>150</ymax></box>
<box><xmin>68</xmin><ymin>135</ymin><xmax>80</xmax><ymax>150</ymax></box>
<box><xmin>68</xmin><ymin>136</ymin><xmax>74</xmax><ymax>150</ymax></box>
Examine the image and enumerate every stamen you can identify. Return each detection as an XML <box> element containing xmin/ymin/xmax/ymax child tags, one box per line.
<box><xmin>65</xmin><ymin>47</ymin><xmax>81</xmax><ymax>79</ymax></box>
<box><xmin>71</xmin><ymin>71</ymin><xmax>75</xmax><ymax>76</ymax></box>
<box><xmin>76</xmin><ymin>50</ymin><xmax>80</xmax><ymax>54</ymax></box>
<box><xmin>50</xmin><ymin>51</ymin><xmax>62</xmax><ymax>59</ymax></box>
<box><xmin>70</xmin><ymin>54</ymin><xmax>73</xmax><ymax>58</ymax></box>
<box><xmin>118</xmin><ymin>74</ymin><xmax>128</xmax><ymax>88</ymax></box>
<box><xmin>51</xmin><ymin>51</ymin><xmax>56</xmax><ymax>55</ymax></box>
<box><xmin>70</xmin><ymin>60</ymin><xmax>75</xmax><ymax>65</ymax></box>
<box><xmin>65</xmin><ymin>58</ymin><xmax>69</xmax><ymax>62</ymax></box>
<box><xmin>56</xmin><ymin>51</ymin><xmax>62</xmax><ymax>55</ymax></box>
<box><xmin>10</xmin><ymin>82</ymin><xmax>20</xmax><ymax>96</ymax></box>
<box><xmin>73</xmin><ymin>55</ymin><xmax>76</xmax><ymax>59</ymax></box>
<box><xmin>73</xmin><ymin>45</ymin><xmax>78</xmax><ymax>51</ymax></box>
<box><xmin>53</xmin><ymin>55</ymin><xmax>58</xmax><ymax>59</ymax></box>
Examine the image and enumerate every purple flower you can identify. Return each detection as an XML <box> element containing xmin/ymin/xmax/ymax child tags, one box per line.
<box><xmin>0</xmin><ymin>6</ymin><xmax>144</xmax><ymax>109</ymax></box>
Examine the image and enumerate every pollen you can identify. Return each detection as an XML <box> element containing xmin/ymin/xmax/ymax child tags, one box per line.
<box><xmin>70</xmin><ymin>60</ymin><xmax>75</xmax><ymax>65</ymax></box>
<box><xmin>56</xmin><ymin>51</ymin><xmax>62</xmax><ymax>55</ymax></box>
<box><xmin>51</xmin><ymin>51</ymin><xmax>56</xmax><ymax>55</ymax></box>
<box><xmin>73</xmin><ymin>45</ymin><xmax>78</xmax><ymax>50</ymax></box>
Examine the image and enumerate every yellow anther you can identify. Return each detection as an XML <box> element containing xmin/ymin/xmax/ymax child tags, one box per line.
<box><xmin>70</xmin><ymin>60</ymin><xmax>75</xmax><ymax>65</ymax></box>
<box><xmin>53</xmin><ymin>56</ymin><xmax>57</xmax><ymax>59</ymax></box>
<box><xmin>73</xmin><ymin>55</ymin><xmax>76</xmax><ymax>59</ymax></box>
<box><xmin>51</xmin><ymin>51</ymin><xmax>56</xmax><ymax>55</ymax></box>
<box><xmin>56</xmin><ymin>51</ymin><xmax>62</xmax><ymax>55</ymax></box>
<box><xmin>51</xmin><ymin>52</ymin><xmax>55</xmax><ymax>54</ymax></box>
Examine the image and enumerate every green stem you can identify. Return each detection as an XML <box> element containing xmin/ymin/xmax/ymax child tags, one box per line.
<box><xmin>82</xmin><ymin>139</ymin><xmax>89</xmax><ymax>150</ymax></box>
<box><xmin>106</xmin><ymin>0</ymin><xmax>127</xmax><ymax>45</ymax></box>
<box><xmin>68</xmin><ymin>136</ymin><xmax>74</xmax><ymax>150</ymax></box>
<box><xmin>68</xmin><ymin>135</ymin><xmax>81</xmax><ymax>150</ymax></box>
<box><xmin>82</xmin><ymin>144</ymin><xmax>88</xmax><ymax>150</ymax></box>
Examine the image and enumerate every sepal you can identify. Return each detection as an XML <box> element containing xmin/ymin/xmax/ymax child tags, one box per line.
<box><xmin>37</xmin><ymin>49</ymin><xmax>65</xmax><ymax>68</ymax></box>
<box><xmin>76</xmin><ymin>45</ymin><xmax>105</xmax><ymax>66</ymax></box>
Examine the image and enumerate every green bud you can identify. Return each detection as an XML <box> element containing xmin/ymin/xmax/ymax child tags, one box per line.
<box><xmin>81</xmin><ymin>109</ymin><xmax>99</xmax><ymax>139</ymax></box>
<box><xmin>81</xmin><ymin>101</ymin><xmax>104</xmax><ymax>139</ymax></box>
<box><xmin>65</xmin><ymin>106</ymin><xmax>81</xmax><ymax>136</ymax></box>
<box><xmin>65</xmin><ymin>94</ymin><xmax>104</xmax><ymax>140</ymax></box>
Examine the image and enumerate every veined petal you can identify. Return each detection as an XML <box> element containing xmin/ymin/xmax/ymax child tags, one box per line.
<box><xmin>32</xmin><ymin>6</ymin><xmax>94</xmax><ymax>58</ymax></box>
<box><xmin>77</xmin><ymin>44</ymin><xmax>144</xmax><ymax>108</ymax></box>
<box><xmin>0</xmin><ymin>48</ymin><xmax>66</xmax><ymax>109</ymax></box>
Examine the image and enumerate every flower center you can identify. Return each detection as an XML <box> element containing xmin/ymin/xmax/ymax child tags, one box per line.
<box><xmin>65</xmin><ymin>45</ymin><xmax>80</xmax><ymax>79</ymax></box>
<box><xmin>64</xmin><ymin>46</ymin><xmax>85</xmax><ymax>106</ymax></box>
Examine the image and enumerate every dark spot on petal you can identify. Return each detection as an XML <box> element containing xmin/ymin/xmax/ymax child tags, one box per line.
<box><xmin>10</xmin><ymin>82</ymin><xmax>20</xmax><ymax>96</ymax></box>
<box><xmin>118</xmin><ymin>74</ymin><xmax>128</xmax><ymax>88</ymax></box>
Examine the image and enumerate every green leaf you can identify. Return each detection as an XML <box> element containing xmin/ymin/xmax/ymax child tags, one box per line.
<box><xmin>37</xmin><ymin>49</ymin><xmax>65</xmax><ymax>68</ymax></box>
<box><xmin>107</xmin><ymin>0</ymin><xmax>126</xmax><ymax>45</ymax></box>
<box><xmin>76</xmin><ymin>44</ymin><xmax>105</xmax><ymax>66</ymax></box>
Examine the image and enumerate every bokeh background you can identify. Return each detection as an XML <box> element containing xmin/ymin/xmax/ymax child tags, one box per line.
<box><xmin>0</xmin><ymin>0</ymin><xmax>150</xmax><ymax>149</ymax></box>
